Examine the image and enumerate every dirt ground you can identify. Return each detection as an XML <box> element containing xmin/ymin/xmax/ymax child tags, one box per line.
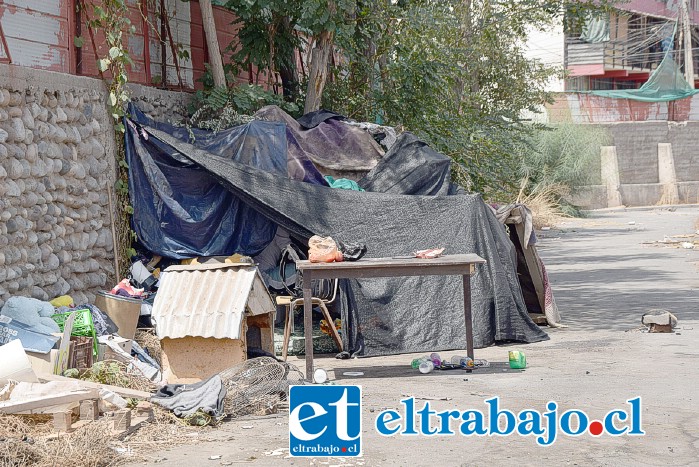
<box><xmin>125</xmin><ymin>206</ymin><xmax>699</xmax><ymax>467</ymax></box>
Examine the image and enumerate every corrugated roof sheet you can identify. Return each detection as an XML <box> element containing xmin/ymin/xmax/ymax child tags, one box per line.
<box><xmin>152</xmin><ymin>263</ymin><xmax>275</xmax><ymax>340</ymax></box>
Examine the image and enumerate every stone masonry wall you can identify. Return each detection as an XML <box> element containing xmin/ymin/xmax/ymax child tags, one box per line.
<box><xmin>0</xmin><ymin>64</ymin><xmax>117</xmax><ymax>308</ymax></box>
<box><xmin>0</xmin><ymin>64</ymin><xmax>192</xmax><ymax>308</ymax></box>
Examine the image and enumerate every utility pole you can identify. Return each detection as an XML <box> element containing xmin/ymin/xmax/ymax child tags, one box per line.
<box><xmin>681</xmin><ymin>0</ymin><xmax>694</xmax><ymax>88</ymax></box>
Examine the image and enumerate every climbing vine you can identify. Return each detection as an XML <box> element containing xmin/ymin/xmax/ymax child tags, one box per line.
<box><xmin>76</xmin><ymin>0</ymin><xmax>135</xmax><ymax>278</ymax></box>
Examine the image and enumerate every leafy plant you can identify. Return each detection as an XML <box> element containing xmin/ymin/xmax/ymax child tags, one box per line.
<box><xmin>78</xmin><ymin>0</ymin><xmax>136</xmax><ymax>276</ymax></box>
<box><xmin>515</xmin><ymin>123</ymin><xmax>611</xmax><ymax>215</ymax></box>
<box><xmin>186</xmin><ymin>81</ymin><xmax>300</xmax><ymax>132</ymax></box>
<box><xmin>517</xmin><ymin>124</ymin><xmax>609</xmax><ymax>190</ymax></box>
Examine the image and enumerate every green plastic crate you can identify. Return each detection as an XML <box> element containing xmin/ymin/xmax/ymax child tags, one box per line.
<box><xmin>51</xmin><ymin>309</ymin><xmax>98</xmax><ymax>356</ymax></box>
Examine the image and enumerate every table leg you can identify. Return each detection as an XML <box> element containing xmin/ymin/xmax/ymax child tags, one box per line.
<box><xmin>303</xmin><ymin>279</ymin><xmax>314</xmax><ymax>380</ymax></box>
<box><xmin>462</xmin><ymin>274</ymin><xmax>474</xmax><ymax>360</ymax></box>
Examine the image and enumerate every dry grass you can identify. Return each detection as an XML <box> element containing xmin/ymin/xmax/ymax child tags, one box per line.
<box><xmin>657</xmin><ymin>184</ymin><xmax>680</xmax><ymax>206</ymax></box>
<box><xmin>134</xmin><ymin>330</ymin><xmax>162</xmax><ymax>368</ymax></box>
<box><xmin>78</xmin><ymin>360</ymin><xmax>158</xmax><ymax>393</ymax></box>
<box><xmin>0</xmin><ymin>406</ymin><xmax>213</xmax><ymax>466</ymax></box>
<box><xmin>121</xmin><ymin>405</ymin><xmax>211</xmax><ymax>449</ymax></box>
<box><xmin>0</xmin><ymin>343</ymin><xmax>213</xmax><ymax>466</ymax></box>
<box><xmin>0</xmin><ymin>416</ymin><xmax>120</xmax><ymax>467</ymax></box>
<box><xmin>516</xmin><ymin>181</ymin><xmax>570</xmax><ymax>230</ymax></box>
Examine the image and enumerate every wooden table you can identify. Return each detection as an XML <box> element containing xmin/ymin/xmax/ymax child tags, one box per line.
<box><xmin>295</xmin><ymin>254</ymin><xmax>486</xmax><ymax>379</ymax></box>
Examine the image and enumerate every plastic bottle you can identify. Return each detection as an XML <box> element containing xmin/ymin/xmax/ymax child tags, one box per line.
<box><xmin>429</xmin><ymin>353</ymin><xmax>442</xmax><ymax>366</ymax></box>
<box><xmin>473</xmin><ymin>359</ymin><xmax>490</xmax><ymax>368</ymax></box>
<box><xmin>508</xmin><ymin>351</ymin><xmax>527</xmax><ymax>369</ymax></box>
<box><xmin>419</xmin><ymin>360</ymin><xmax>435</xmax><ymax>374</ymax></box>
<box><xmin>450</xmin><ymin>355</ymin><xmax>474</xmax><ymax>368</ymax></box>
<box><xmin>411</xmin><ymin>356</ymin><xmax>431</xmax><ymax>369</ymax></box>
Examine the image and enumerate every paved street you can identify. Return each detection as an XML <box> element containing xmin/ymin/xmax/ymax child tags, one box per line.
<box><xmin>129</xmin><ymin>207</ymin><xmax>699</xmax><ymax>467</ymax></box>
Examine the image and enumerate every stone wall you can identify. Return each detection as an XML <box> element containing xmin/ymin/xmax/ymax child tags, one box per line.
<box><xmin>0</xmin><ymin>64</ymin><xmax>192</xmax><ymax>308</ymax></box>
<box><xmin>127</xmin><ymin>83</ymin><xmax>192</xmax><ymax>124</ymax></box>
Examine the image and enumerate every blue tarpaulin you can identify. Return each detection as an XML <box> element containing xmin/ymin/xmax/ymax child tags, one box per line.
<box><xmin>126</xmin><ymin>106</ymin><xmax>300</xmax><ymax>258</ymax></box>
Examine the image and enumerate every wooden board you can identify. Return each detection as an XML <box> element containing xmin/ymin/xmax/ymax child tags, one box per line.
<box><xmin>297</xmin><ymin>254</ymin><xmax>484</xmax><ymax>280</ymax></box>
<box><xmin>0</xmin><ymin>389</ymin><xmax>99</xmax><ymax>414</ymax></box>
<box><xmin>36</xmin><ymin>373</ymin><xmax>152</xmax><ymax>400</ymax></box>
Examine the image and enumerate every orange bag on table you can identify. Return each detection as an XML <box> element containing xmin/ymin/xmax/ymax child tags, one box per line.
<box><xmin>308</xmin><ymin>235</ymin><xmax>343</xmax><ymax>263</ymax></box>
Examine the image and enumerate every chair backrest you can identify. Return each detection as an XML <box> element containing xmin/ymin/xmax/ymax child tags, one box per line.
<box><xmin>279</xmin><ymin>244</ymin><xmax>336</xmax><ymax>301</ymax></box>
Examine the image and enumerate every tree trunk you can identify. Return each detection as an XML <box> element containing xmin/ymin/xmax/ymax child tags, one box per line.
<box><xmin>304</xmin><ymin>30</ymin><xmax>334</xmax><ymax>114</ymax></box>
<box><xmin>199</xmin><ymin>0</ymin><xmax>226</xmax><ymax>88</ymax></box>
<box><xmin>278</xmin><ymin>16</ymin><xmax>299</xmax><ymax>99</ymax></box>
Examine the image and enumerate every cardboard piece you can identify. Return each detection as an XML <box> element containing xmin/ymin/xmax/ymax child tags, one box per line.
<box><xmin>26</xmin><ymin>346</ymin><xmax>72</xmax><ymax>375</ymax></box>
<box><xmin>0</xmin><ymin>340</ymin><xmax>39</xmax><ymax>384</ymax></box>
<box><xmin>0</xmin><ymin>316</ymin><xmax>60</xmax><ymax>354</ymax></box>
<box><xmin>97</xmin><ymin>335</ymin><xmax>160</xmax><ymax>382</ymax></box>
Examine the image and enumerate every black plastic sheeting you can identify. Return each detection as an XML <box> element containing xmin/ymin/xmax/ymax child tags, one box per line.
<box><xmin>358</xmin><ymin>133</ymin><xmax>453</xmax><ymax>196</ymax></box>
<box><xmin>137</xmin><ymin>124</ymin><xmax>549</xmax><ymax>355</ymax></box>
<box><xmin>296</xmin><ymin>109</ymin><xmax>345</xmax><ymax>129</ymax></box>
<box><xmin>125</xmin><ymin>106</ymin><xmax>326</xmax><ymax>258</ymax></box>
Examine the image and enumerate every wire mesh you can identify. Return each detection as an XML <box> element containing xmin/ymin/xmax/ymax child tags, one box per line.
<box><xmin>218</xmin><ymin>357</ymin><xmax>305</xmax><ymax>418</ymax></box>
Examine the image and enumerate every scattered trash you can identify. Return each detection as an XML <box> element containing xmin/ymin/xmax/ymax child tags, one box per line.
<box><xmin>508</xmin><ymin>350</ymin><xmax>527</xmax><ymax>369</ymax></box>
<box><xmin>644</xmin><ymin>233</ymin><xmax>699</xmax><ymax>249</ymax></box>
<box><xmin>400</xmin><ymin>394</ymin><xmax>452</xmax><ymax>401</ymax></box>
<box><xmin>541</xmin><ymin>226</ymin><xmax>551</xmax><ymax>231</ymax></box>
<box><xmin>627</xmin><ymin>221</ymin><xmax>636</xmax><ymax>225</ymax></box>
<box><xmin>642</xmin><ymin>310</ymin><xmax>678</xmax><ymax>333</ymax></box>
<box><xmin>413</xmin><ymin>248</ymin><xmax>445</xmax><ymax>259</ymax></box>
<box><xmin>313</xmin><ymin>368</ymin><xmax>328</xmax><ymax>384</ymax></box>
<box><xmin>411</xmin><ymin>353</ymin><xmax>489</xmax><ymax>372</ymax></box>
<box><xmin>209</xmin><ymin>455</ymin><xmax>222</xmax><ymax>460</ymax></box>
<box><xmin>342</xmin><ymin>371</ymin><xmax>364</xmax><ymax>377</ymax></box>
<box><xmin>242</xmin><ymin>425</ymin><xmax>254</xmax><ymax>429</ymax></box>
<box><xmin>264</xmin><ymin>448</ymin><xmax>287</xmax><ymax>457</ymax></box>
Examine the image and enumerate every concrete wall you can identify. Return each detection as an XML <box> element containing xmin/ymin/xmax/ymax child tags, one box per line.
<box><xmin>568</xmin><ymin>122</ymin><xmax>699</xmax><ymax>209</ymax></box>
<box><xmin>0</xmin><ymin>63</ymin><xmax>192</xmax><ymax>308</ymax></box>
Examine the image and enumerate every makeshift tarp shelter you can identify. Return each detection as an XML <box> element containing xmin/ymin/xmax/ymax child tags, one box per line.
<box><xmin>126</xmin><ymin>112</ymin><xmax>549</xmax><ymax>356</ymax></box>
<box><xmin>495</xmin><ymin>204</ymin><xmax>562</xmax><ymax>328</ymax></box>
<box><xmin>125</xmin><ymin>105</ymin><xmax>327</xmax><ymax>259</ymax></box>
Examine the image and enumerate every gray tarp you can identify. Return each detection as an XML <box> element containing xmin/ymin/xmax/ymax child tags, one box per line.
<box><xmin>136</xmin><ymin>124</ymin><xmax>548</xmax><ymax>356</ymax></box>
